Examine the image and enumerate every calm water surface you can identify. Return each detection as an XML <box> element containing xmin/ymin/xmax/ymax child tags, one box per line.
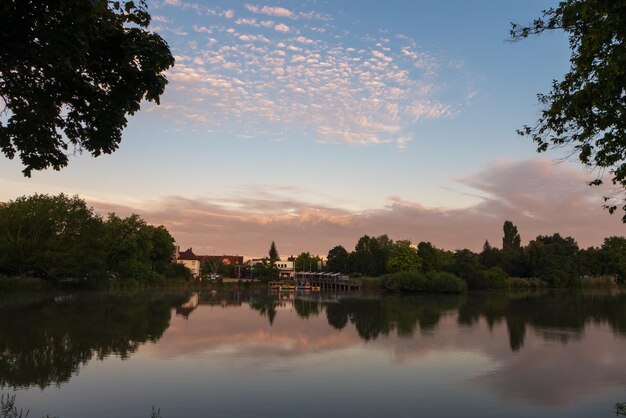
<box><xmin>2</xmin><ymin>289</ymin><xmax>626</xmax><ymax>417</ymax></box>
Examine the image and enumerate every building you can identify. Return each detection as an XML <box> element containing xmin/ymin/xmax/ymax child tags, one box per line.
<box><xmin>197</xmin><ymin>255</ymin><xmax>244</xmax><ymax>266</ymax></box>
<box><xmin>247</xmin><ymin>258</ymin><xmax>295</xmax><ymax>279</ymax></box>
<box><xmin>276</xmin><ymin>260</ymin><xmax>295</xmax><ymax>278</ymax></box>
<box><xmin>175</xmin><ymin>246</ymin><xmax>245</xmax><ymax>279</ymax></box>
<box><xmin>176</xmin><ymin>247</ymin><xmax>201</xmax><ymax>277</ymax></box>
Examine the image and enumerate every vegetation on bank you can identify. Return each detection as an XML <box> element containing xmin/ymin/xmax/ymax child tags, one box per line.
<box><xmin>0</xmin><ymin>194</ymin><xmax>193</xmax><ymax>289</ymax></box>
<box><xmin>325</xmin><ymin>220</ymin><xmax>626</xmax><ymax>292</ymax></box>
<box><xmin>381</xmin><ymin>271</ymin><xmax>467</xmax><ymax>293</ymax></box>
<box><xmin>1</xmin><ymin>194</ymin><xmax>624</xmax><ymax>293</ymax></box>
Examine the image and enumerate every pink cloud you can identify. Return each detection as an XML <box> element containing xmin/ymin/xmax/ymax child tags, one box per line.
<box><xmin>87</xmin><ymin>159</ymin><xmax>623</xmax><ymax>258</ymax></box>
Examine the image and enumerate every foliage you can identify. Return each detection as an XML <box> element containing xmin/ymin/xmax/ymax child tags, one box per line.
<box><xmin>502</xmin><ymin>221</ymin><xmax>521</xmax><ymax>252</ymax></box>
<box><xmin>381</xmin><ymin>271</ymin><xmax>466</xmax><ymax>293</ymax></box>
<box><xmin>385</xmin><ymin>240</ymin><xmax>421</xmax><ymax>273</ymax></box>
<box><xmin>0</xmin><ymin>194</ymin><xmax>106</xmax><ymax>279</ymax></box>
<box><xmin>479</xmin><ymin>240</ymin><xmax>501</xmax><ymax>269</ymax></box>
<box><xmin>294</xmin><ymin>252</ymin><xmax>322</xmax><ymax>272</ymax></box>
<box><xmin>163</xmin><ymin>263</ymin><xmax>192</xmax><ymax>281</ymax></box>
<box><xmin>0</xmin><ymin>0</ymin><xmax>174</xmax><ymax>176</ymax></box>
<box><xmin>511</xmin><ymin>0</ymin><xmax>626</xmax><ymax>221</ymax></box>
<box><xmin>580</xmin><ymin>275</ymin><xmax>617</xmax><ymax>288</ymax></box>
<box><xmin>325</xmin><ymin>221</ymin><xmax>623</xmax><ymax>289</ymax></box>
<box><xmin>200</xmin><ymin>258</ymin><xmax>234</xmax><ymax>277</ymax></box>
<box><xmin>268</xmin><ymin>241</ymin><xmax>279</xmax><ymax>266</ymax></box>
<box><xmin>601</xmin><ymin>236</ymin><xmax>626</xmax><ymax>282</ymax></box>
<box><xmin>0</xmin><ymin>194</ymin><xmax>179</xmax><ymax>284</ymax></box>
<box><xmin>326</xmin><ymin>245</ymin><xmax>349</xmax><ymax>273</ymax></box>
<box><xmin>417</xmin><ymin>241</ymin><xmax>452</xmax><ymax>273</ymax></box>
<box><xmin>526</xmin><ymin>233</ymin><xmax>581</xmax><ymax>287</ymax></box>
<box><xmin>449</xmin><ymin>249</ymin><xmax>482</xmax><ymax>286</ymax></box>
<box><xmin>252</xmin><ymin>259</ymin><xmax>278</xmax><ymax>281</ymax></box>
<box><xmin>102</xmin><ymin>213</ymin><xmax>175</xmax><ymax>283</ymax></box>
<box><xmin>500</xmin><ymin>221</ymin><xmax>527</xmax><ymax>276</ymax></box>
<box><xmin>506</xmin><ymin>277</ymin><xmax>547</xmax><ymax>288</ymax></box>
<box><xmin>359</xmin><ymin>277</ymin><xmax>382</xmax><ymax>291</ymax></box>
<box><xmin>350</xmin><ymin>234</ymin><xmax>392</xmax><ymax>276</ymax></box>
<box><xmin>479</xmin><ymin>267</ymin><xmax>508</xmax><ymax>289</ymax></box>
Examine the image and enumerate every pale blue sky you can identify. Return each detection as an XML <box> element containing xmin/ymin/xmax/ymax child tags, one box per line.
<box><xmin>1</xmin><ymin>1</ymin><xmax>621</xmax><ymax>256</ymax></box>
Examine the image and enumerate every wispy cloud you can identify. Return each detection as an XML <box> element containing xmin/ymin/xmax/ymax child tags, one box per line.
<box><xmin>87</xmin><ymin>160</ymin><xmax>622</xmax><ymax>257</ymax></box>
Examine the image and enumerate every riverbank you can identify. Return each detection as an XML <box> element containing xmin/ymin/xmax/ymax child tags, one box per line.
<box><xmin>0</xmin><ymin>275</ymin><xmax>270</xmax><ymax>293</ymax></box>
<box><xmin>0</xmin><ymin>274</ymin><xmax>619</xmax><ymax>294</ymax></box>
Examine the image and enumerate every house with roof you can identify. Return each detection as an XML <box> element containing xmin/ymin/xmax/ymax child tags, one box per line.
<box><xmin>175</xmin><ymin>246</ymin><xmax>245</xmax><ymax>279</ymax></box>
<box><xmin>175</xmin><ymin>247</ymin><xmax>201</xmax><ymax>277</ymax></box>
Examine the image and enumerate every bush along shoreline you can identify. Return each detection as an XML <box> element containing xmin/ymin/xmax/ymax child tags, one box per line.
<box><xmin>381</xmin><ymin>271</ymin><xmax>467</xmax><ymax>293</ymax></box>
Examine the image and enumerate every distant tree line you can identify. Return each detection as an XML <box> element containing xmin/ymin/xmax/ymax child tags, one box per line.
<box><xmin>0</xmin><ymin>194</ymin><xmax>191</xmax><ymax>284</ymax></box>
<box><xmin>325</xmin><ymin>221</ymin><xmax>626</xmax><ymax>289</ymax></box>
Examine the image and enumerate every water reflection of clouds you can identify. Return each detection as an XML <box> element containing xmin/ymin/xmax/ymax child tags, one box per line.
<box><xmin>140</xmin><ymin>301</ymin><xmax>626</xmax><ymax>406</ymax></box>
<box><xmin>472</xmin><ymin>324</ymin><xmax>626</xmax><ymax>406</ymax></box>
<box><xmin>141</xmin><ymin>304</ymin><xmax>362</xmax><ymax>362</ymax></box>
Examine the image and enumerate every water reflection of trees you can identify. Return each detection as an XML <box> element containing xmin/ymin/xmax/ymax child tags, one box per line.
<box><xmin>323</xmin><ymin>295</ymin><xmax>465</xmax><ymax>340</ymax></box>
<box><xmin>283</xmin><ymin>291</ymin><xmax>626</xmax><ymax>350</ymax></box>
<box><xmin>0</xmin><ymin>292</ymin><xmax>188</xmax><ymax>389</ymax></box>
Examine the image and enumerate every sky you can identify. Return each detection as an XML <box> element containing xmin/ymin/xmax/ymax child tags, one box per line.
<box><xmin>0</xmin><ymin>0</ymin><xmax>623</xmax><ymax>257</ymax></box>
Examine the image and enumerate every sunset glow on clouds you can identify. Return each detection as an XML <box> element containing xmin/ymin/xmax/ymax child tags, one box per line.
<box><xmin>0</xmin><ymin>0</ymin><xmax>622</xmax><ymax>255</ymax></box>
<box><xmin>86</xmin><ymin>159</ymin><xmax>622</xmax><ymax>257</ymax></box>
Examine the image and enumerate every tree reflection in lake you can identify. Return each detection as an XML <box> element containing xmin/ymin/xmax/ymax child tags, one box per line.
<box><xmin>3</xmin><ymin>289</ymin><xmax>626</xmax><ymax>416</ymax></box>
<box><xmin>0</xmin><ymin>292</ymin><xmax>188</xmax><ymax>389</ymax></box>
<box><xmin>283</xmin><ymin>290</ymin><xmax>626</xmax><ymax>350</ymax></box>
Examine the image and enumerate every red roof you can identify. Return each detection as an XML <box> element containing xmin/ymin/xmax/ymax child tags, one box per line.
<box><xmin>177</xmin><ymin>248</ymin><xmax>199</xmax><ymax>261</ymax></box>
<box><xmin>197</xmin><ymin>255</ymin><xmax>244</xmax><ymax>265</ymax></box>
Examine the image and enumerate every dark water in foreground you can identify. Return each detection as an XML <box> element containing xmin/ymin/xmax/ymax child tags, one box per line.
<box><xmin>1</xmin><ymin>289</ymin><xmax>626</xmax><ymax>417</ymax></box>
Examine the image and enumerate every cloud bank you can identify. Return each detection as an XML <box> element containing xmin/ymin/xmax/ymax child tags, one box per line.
<box><xmin>89</xmin><ymin>159</ymin><xmax>623</xmax><ymax>257</ymax></box>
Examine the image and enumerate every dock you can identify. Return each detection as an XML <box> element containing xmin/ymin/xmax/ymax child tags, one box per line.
<box><xmin>296</xmin><ymin>272</ymin><xmax>360</xmax><ymax>291</ymax></box>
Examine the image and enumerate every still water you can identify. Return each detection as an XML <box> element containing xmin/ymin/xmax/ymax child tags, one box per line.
<box><xmin>1</xmin><ymin>289</ymin><xmax>626</xmax><ymax>417</ymax></box>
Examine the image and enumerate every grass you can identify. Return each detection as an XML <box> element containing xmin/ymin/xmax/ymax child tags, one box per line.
<box><xmin>506</xmin><ymin>277</ymin><xmax>548</xmax><ymax>289</ymax></box>
<box><xmin>580</xmin><ymin>275</ymin><xmax>618</xmax><ymax>288</ymax></box>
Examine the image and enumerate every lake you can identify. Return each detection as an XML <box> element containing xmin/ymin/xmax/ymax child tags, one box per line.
<box><xmin>1</xmin><ymin>289</ymin><xmax>626</xmax><ymax>417</ymax></box>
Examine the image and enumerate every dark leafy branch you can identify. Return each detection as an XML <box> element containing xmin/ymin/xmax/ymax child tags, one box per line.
<box><xmin>0</xmin><ymin>0</ymin><xmax>174</xmax><ymax>176</ymax></box>
<box><xmin>511</xmin><ymin>0</ymin><xmax>626</xmax><ymax>221</ymax></box>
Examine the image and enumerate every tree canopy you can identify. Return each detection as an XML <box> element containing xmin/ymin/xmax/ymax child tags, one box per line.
<box><xmin>0</xmin><ymin>0</ymin><xmax>174</xmax><ymax>176</ymax></box>
<box><xmin>0</xmin><ymin>194</ymin><xmax>181</xmax><ymax>282</ymax></box>
<box><xmin>385</xmin><ymin>240</ymin><xmax>421</xmax><ymax>273</ymax></box>
<box><xmin>268</xmin><ymin>241</ymin><xmax>279</xmax><ymax>265</ymax></box>
<box><xmin>511</xmin><ymin>0</ymin><xmax>626</xmax><ymax>221</ymax></box>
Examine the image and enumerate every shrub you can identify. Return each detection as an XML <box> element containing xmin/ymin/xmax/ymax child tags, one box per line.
<box><xmin>360</xmin><ymin>277</ymin><xmax>382</xmax><ymax>291</ymax></box>
<box><xmin>480</xmin><ymin>267</ymin><xmax>508</xmax><ymax>289</ymax></box>
<box><xmin>425</xmin><ymin>272</ymin><xmax>468</xmax><ymax>293</ymax></box>
<box><xmin>381</xmin><ymin>271</ymin><xmax>466</xmax><ymax>293</ymax></box>
<box><xmin>507</xmin><ymin>277</ymin><xmax>547</xmax><ymax>288</ymax></box>
<box><xmin>163</xmin><ymin>263</ymin><xmax>193</xmax><ymax>280</ymax></box>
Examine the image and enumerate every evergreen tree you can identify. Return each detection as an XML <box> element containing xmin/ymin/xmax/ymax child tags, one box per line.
<box><xmin>268</xmin><ymin>241</ymin><xmax>279</xmax><ymax>266</ymax></box>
